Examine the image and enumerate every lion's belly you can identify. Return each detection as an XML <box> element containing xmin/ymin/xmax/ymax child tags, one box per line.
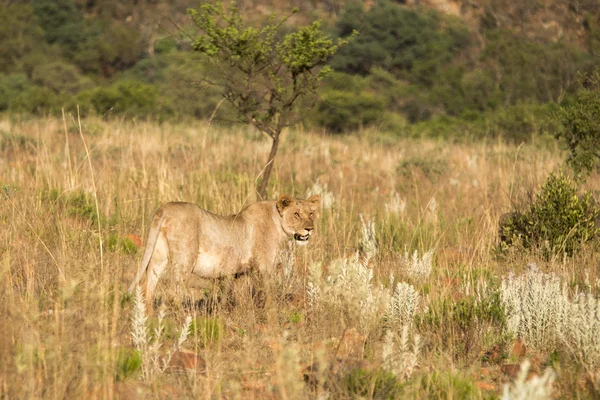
<box><xmin>192</xmin><ymin>250</ymin><xmax>251</xmax><ymax>278</ymax></box>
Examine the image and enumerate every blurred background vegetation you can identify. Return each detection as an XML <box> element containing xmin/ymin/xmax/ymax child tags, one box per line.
<box><xmin>0</xmin><ymin>0</ymin><xmax>598</xmax><ymax>142</ymax></box>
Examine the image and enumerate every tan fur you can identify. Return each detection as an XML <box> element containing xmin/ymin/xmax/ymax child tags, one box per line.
<box><xmin>128</xmin><ymin>195</ymin><xmax>320</xmax><ymax>304</ymax></box>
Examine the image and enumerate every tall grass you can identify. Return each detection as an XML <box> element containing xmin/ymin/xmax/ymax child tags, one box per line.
<box><xmin>0</xmin><ymin>116</ymin><xmax>599</xmax><ymax>398</ymax></box>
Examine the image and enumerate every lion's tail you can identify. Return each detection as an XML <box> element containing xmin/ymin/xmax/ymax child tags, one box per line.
<box><xmin>127</xmin><ymin>209</ymin><xmax>165</xmax><ymax>294</ymax></box>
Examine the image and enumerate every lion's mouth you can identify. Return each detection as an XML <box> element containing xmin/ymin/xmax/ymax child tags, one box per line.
<box><xmin>294</xmin><ymin>233</ymin><xmax>310</xmax><ymax>242</ymax></box>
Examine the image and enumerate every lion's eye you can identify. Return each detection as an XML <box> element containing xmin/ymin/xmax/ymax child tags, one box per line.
<box><xmin>294</xmin><ymin>212</ymin><xmax>301</xmax><ymax>219</ymax></box>
<box><xmin>309</xmin><ymin>213</ymin><xmax>314</xmax><ymax>219</ymax></box>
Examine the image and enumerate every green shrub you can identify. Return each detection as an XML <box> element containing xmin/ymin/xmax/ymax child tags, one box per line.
<box><xmin>31</xmin><ymin>61</ymin><xmax>92</xmax><ymax>94</ymax></box>
<box><xmin>338</xmin><ymin>367</ymin><xmax>405</xmax><ymax>399</ymax></box>
<box><xmin>416</xmin><ymin>372</ymin><xmax>483</xmax><ymax>399</ymax></box>
<box><xmin>115</xmin><ymin>347</ymin><xmax>142</xmax><ymax>381</ymax></box>
<box><xmin>41</xmin><ymin>188</ymin><xmax>102</xmax><ymax>226</ymax></box>
<box><xmin>499</xmin><ymin>172</ymin><xmax>600</xmax><ymax>256</ymax></box>
<box><xmin>9</xmin><ymin>86</ymin><xmax>65</xmax><ymax>114</ymax></box>
<box><xmin>107</xmin><ymin>233</ymin><xmax>138</xmax><ymax>255</ymax></box>
<box><xmin>32</xmin><ymin>0</ymin><xmax>84</xmax><ymax>49</ymax></box>
<box><xmin>489</xmin><ymin>102</ymin><xmax>555</xmax><ymax>143</ymax></box>
<box><xmin>76</xmin><ymin>80</ymin><xmax>158</xmax><ymax>118</ymax></box>
<box><xmin>0</xmin><ymin>4</ymin><xmax>47</xmax><ymax>73</ymax></box>
<box><xmin>73</xmin><ymin>19</ymin><xmax>144</xmax><ymax>77</ymax></box>
<box><xmin>315</xmin><ymin>89</ymin><xmax>385</xmax><ymax>133</ymax></box>
<box><xmin>0</xmin><ymin>74</ymin><xmax>32</xmax><ymax>111</ymax></box>
<box><xmin>554</xmin><ymin>68</ymin><xmax>600</xmax><ymax>177</ymax></box>
<box><xmin>481</xmin><ymin>29</ymin><xmax>592</xmax><ymax>106</ymax></box>
<box><xmin>191</xmin><ymin>317</ymin><xmax>222</xmax><ymax>347</ymax></box>
<box><xmin>332</xmin><ymin>0</ymin><xmax>470</xmax><ymax>85</ymax></box>
<box><xmin>417</xmin><ymin>290</ymin><xmax>507</xmax><ymax>361</ymax></box>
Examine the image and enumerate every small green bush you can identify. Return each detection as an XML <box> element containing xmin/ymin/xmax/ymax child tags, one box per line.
<box><xmin>115</xmin><ymin>347</ymin><xmax>142</xmax><ymax>381</ymax></box>
<box><xmin>107</xmin><ymin>233</ymin><xmax>138</xmax><ymax>254</ymax></box>
<box><xmin>339</xmin><ymin>367</ymin><xmax>405</xmax><ymax>399</ymax></box>
<box><xmin>417</xmin><ymin>290</ymin><xmax>507</xmax><ymax>360</ymax></box>
<box><xmin>41</xmin><ymin>188</ymin><xmax>102</xmax><ymax>226</ymax></box>
<box><xmin>191</xmin><ymin>317</ymin><xmax>222</xmax><ymax>347</ymax></box>
<box><xmin>416</xmin><ymin>371</ymin><xmax>482</xmax><ymax>399</ymax></box>
<box><xmin>499</xmin><ymin>172</ymin><xmax>600</xmax><ymax>256</ymax></box>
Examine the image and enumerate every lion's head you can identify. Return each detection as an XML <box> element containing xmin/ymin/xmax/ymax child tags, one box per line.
<box><xmin>277</xmin><ymin>194</ymin><xmax>321</xmax><ymax>246</ymax></box>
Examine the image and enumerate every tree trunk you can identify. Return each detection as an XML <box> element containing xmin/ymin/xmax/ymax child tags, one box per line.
<box><xmin>257</xmin><ymin>134</ymin><xmax>280</xmax><ymax>199</ymax></box>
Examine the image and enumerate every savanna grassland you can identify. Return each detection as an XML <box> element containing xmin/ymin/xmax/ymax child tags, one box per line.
<box><xmin>1</xmin><ymin>116</ymin><xmax>599</xmax><ymax>399</ymax></box>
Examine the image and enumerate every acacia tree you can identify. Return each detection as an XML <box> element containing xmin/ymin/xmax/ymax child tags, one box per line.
<box><xmin>188</xmin><ymin>2</ymin><xmax>351</xmax><ymax>198</ymax></box>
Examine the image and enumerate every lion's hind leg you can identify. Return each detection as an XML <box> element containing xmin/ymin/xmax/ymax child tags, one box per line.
<box><xmin>144</xmin><ymin>230</ymin><xmax>169</xmax><ymax>309</ymax></box>
<box><xmin>168</xmin><ymin>237</ymin><xmax>199</xmax><ymax>306</ymax></box>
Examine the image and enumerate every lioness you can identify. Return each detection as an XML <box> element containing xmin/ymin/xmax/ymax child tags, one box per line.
<box><xmin>128</xmin><ymin>195</ymin><xmax>320</xmax><ymax>304</ymax></box>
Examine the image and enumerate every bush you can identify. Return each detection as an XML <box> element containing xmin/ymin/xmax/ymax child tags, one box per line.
<box><xmin>0</xmin><ymin>4</ymin><xmax>46</xmax><ymax>73</ymax></box>
<box><xmin>9</xmin><ymin>86</ymin><xmax>65</xmax><ymax>115</ymax></box>
<box><xmin>331</xmin><ymin>0</ymin><xmax>470</xmax><ymax>85</ymax></box>
<box><xmin>481</xmin><ymin>29</ymin><xmax>592</xmax><ymax>106</ymax></box>
<box><xmin>315</xmin><ymin>89</ymin><xmax>385</xmax><ymax>133</ymax></box>
<box><xmin>499</xmin><ymin>172</ymin><xmax>600</xmax><ymax>256</ymax></box>
<box><xmin>554</xmin><ymin>68</ymin><xmax>600</xmax><ymax>177</ymax></box>
<box><xmin>417</xmin><ymin>290</ymin><xmax>506</xmax><ymax>361</ymax></box>
<box><xmin>73</xmin><ymin>19</ymin><xmax>144</xmax><ymax>77</ymax></box>
<box><xmin>41</xmin><ymin>188</ymin><xmax>102</xmax><ymax>226</ymax></box>
<box><xmin>76</xmin><ymin>80</ymin><xmax>159</xmax><ymax>118</ymax></box>
<box><xmin>31</xmin><ymin>61</ymin><xmax>92</xmax><ymax>94</ymax></box>
<box><xmin>0</xmin><ymin>74</ymin><xmax>32</xmax><ymax>111</ymax></box>
<box><xmin>339</xmin><ymin>367</ymin><xmax>405</xmax><ymax>399</ymax></box>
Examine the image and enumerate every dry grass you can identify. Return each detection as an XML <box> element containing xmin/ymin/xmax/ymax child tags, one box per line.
<box><xmin>1</xmin><ymin>116</ymin><xmax>599</xmax><ymax>399</ymax></box>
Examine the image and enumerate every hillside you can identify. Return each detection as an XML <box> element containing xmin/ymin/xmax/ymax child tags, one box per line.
<box><xmin>0</xmin><ymin>0</ymin><xmax>598</xmax><ymax>140</ymax></box>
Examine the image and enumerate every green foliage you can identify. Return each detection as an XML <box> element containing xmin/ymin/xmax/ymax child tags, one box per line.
<box><xmin>42</xmin><ymin>188</ymin><xmax>101</xmax><ymax>226</ymax></box>
<box><xmin>0</xmin><ymin>0</ymin><xmax>595</xmax><ymax>141</ymax></box>
<box><xmin>0</xmin><ymin>4</ymin><xmax>46</xmax><ymax>73</ymax></box>
<box><xmin>554</xmin><ymin>69</ymin><xmax>600</xmax><ymax>176</ymax></box>
<box><xmin>416</xmin><ymin>372</ymin><xmax>483</xmax><ymax>399</ymax></box>
<box><xmin>332</xmin><ymin>0</ymin><xmax>470</xmax><ymax>85</ymax></box>
<box><xmin>32</xmin><ymin>0</ymin><xmax>84</xmax><ymax>49</ymax></box>
<box><xmin>315</xmin><ymin>89</ymin><xmax>385</xmax><ymax>133</ymax></box>
<box><xmin>481</xmin><ymin>29</ymin><xmax>591</xmax><ymax>106</ymax></box>
<box><xmin>31</xmin><ymin>62</ymin><xmax>92</xmax><ymax>94</ymax></box>
<box><xmin>73</xmin><ymin>20</ymin><xmax>144</xmax><ymax>76</ymax></box>
<box><xmin>417</xmin><ymin>290</ymin><xmax>507</xmax><ymax>360</ymax></box>
<box><xmin>188</xmin><ymin>2</ymin><xmax>350</xmax><ymax>134</ymax></box>
<box><xmin>499</xmin><ymin>172</ymin><xmax>600</xmax><ymax>256</ymax></box>
<box><xmin>115</xmin><ymin>347</ymin><xmax>142</xmax><ymax>381</ymax></box>
<box><xmin>339</xmin><ymin>367</ymin><xmax>405</xmax><ymax>399</ymax></box>
<box><xmin>107</xmin><ymin>234</ymin><xmax>138</xmax><ymax>254</ymax></box>
<box><xmin>0</xmin><ymin>74</ymin><xmax>33</xmax><ymax>111</ymax></box>
<box><xmin>76</xmin><ymin>81</ymin><xmax>159</xmax><ymax>118</ymax></box>
<box><xmin>188</xmin><ymin>1</ymin><xmax>350</xmax><ymax>195</ymax></box>
<box><xmin>10</xmin><ymin>86</ymin><xmax>66</xmax><ymax>115</ymax></box>
<box><xmin>191</xmin><ymin>317</ymin><xmax>222</xmax><ymax>347</ymax></box>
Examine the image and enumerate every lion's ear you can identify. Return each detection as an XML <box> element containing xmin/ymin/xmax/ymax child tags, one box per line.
<box><xmin>307</xmin><ymin>195</ymin><xmax>321</xmax><ymax>210</ymax></box>
<box><xmin>277</xmin><ymin>195</ymin><xmax>293</xmax><ymax>213</ymax></box>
